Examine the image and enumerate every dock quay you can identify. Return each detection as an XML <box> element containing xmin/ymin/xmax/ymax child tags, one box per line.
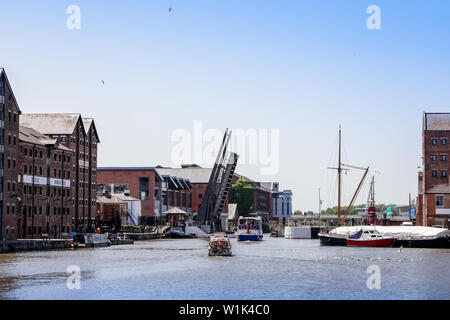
<box><xmin>0</xmin><ymin>239</ymin><xmax>72</xmax><ymax>253</ymax></box>
<box><xmin>110</xmin><ymin>238</ymin><xmax>134</xmax><ymax>245</ymax></box>
<box><xmin>121</xmin><ymin>232</ymin><xmax>162</xmax><ymax>241</ymax></box>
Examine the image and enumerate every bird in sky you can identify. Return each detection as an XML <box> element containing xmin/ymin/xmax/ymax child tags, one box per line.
<box><xmin>168</xmin><ymin>4</ymin><xmax>173</xmax><ymax>12</ymax></box>
<box><xmin>101</xmin><ymin>80</ymin><xmax>104</xmax><ymax>85</ymax></box>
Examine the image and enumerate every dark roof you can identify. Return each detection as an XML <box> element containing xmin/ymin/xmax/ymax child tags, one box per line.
<box><xmin>0</xmin><ymin>68</ymin><xmax>21</xmax><ymax>114</ymax></box>
<box><xmin>82</xmin><ymin>118</ymin><xmax>100</xmax><ymax>142</ymax></box>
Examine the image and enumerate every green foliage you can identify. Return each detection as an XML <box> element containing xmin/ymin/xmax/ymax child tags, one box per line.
<box><xmin>319</xmin><ymin>203</ymin><xmax>398</xmax><ymax>216</ymax></box>
<box><xmin>228</xmin><ymin>178</ymin><xmax>254</xmax><ymax>217</ymax></box>
<box><xmin>293</xmin><ymin>210</ymin><xmax>303</xmax><ymax>215</ymax></box>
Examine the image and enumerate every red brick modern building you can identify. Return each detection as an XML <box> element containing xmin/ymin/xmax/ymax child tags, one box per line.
<box><xmin>0</xmin><ymin>68</ymin><xmax>21</xmax><ymax>240</ymax></box>
<box><xmin>97</xmin><ymin>167</ymin><xmax>165</xmax><ymax>221</ymax></box>
<box><xmin>417</xmin><ymin>112</ymin><xmax>450</xmax><ymax>228</ymax></box>
<box><xmin>156</xmin><ymin>166</ymin><xmax>211</xmax><ymax>214</ymax></box>
<box><xmin>20</xmin><ymin>113</ymin><xmax>100</xmax><ymax>232</ymax></box>
<box><xmin>233</xmin><ymin>173</ymin><xmax>272</xmax><ymax>217</ymax></box>
<box><xmin>18</xmin><ymin>126</ymin><xmax>74</xmax><ymax>239</ymax></box>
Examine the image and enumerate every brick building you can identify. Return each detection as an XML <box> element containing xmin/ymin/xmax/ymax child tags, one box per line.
<box><xmin>159</xmin><ymin>175</ymin><xmax>193</xmax><ymax>215</ymax></box>
<box><xmin>157</xmin><ymin>166</ymin><xmax>273</xmax><ymax>217</ymax></box>
<box><xmin>18</xmin><ymin>126</ymin><xmax>74</xmax><ymax>239</ymax></box>
<box><xmin>233</xmin><ymin>173</ymin><xmax>272</xmax><ymax>217</ymax></box>
<box><xmin>417</xmin><ymin>112</ymin><xmax>450</xmax><ymax>228</ymax></box>
<box><xmin>156</xmin><ymin>166</ymin><xmax>211</xmax><ymax>214</ymax></box>
<box><xmin>0</xmin><ymin>68</ymin><xmax>21</xmax><ymax>240</ymax></box>
<box><xmin>97</xmin><ymin>167</ymin><xmax>166</xmax><ymax>223</ymax></box>
<box><xmin>96</xmin><ymin>194</ymin><xmax>128</xmax><ymax>227</ymax></box>
<box><xmin>20</xmin><ymin>113</ymin><xmax>100</xmax><ymax>232</ymax></box>
<box><xmin>98</xmin><ymin>165</ymin><xmax>277</xmax><ymax>226</ymax></box>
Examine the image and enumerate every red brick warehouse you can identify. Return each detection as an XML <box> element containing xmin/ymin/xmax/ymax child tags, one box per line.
<box><xmin>417</xmin><ymin>112</ymin><xmax>450</xmax><ymax>228</ymax></box>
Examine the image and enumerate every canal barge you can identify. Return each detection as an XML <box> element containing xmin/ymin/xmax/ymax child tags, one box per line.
<box><xmin>72</xmin><ymin>233</ymin><xmax>110</xmax><ymax>248</ymax></box>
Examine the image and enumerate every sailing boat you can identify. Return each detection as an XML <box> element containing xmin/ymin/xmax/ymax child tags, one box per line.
<box><xmin>365</xmin><ymin>176</ymin><xmax>377</xmax><ymax>225</ymax></box>
<box><xmin>318</xmin><ymin>126</ymin><xmax>369</xmax><ymax>246</ymax></box>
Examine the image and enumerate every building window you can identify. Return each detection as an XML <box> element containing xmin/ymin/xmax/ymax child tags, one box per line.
<box><xmin>442</xmin><ymin>170</ymin><xmax>447</xmax><ymax>178</ymax></box>
<box><xmin>431</xmin><ymin>154</ymin><xmax>437</xmax><ymax>161</ymax></box>
<box><xmin>442</xmin><ymin>154</ymin><xmax>447</xmax><ymax>162</ymax></box>
<box><xmin>432</xmin><ymin>138</ymin><xmax>437</xmax><ymax>145</ymax></box>
<box><xmin>138</xmin><ymin>177</ymin><xmax>150</xmax><ymax>200</ymax></box>
<box><xmin>436</xmin><ymin>195</ymin><xmax>444</xmax><ymax>207</ymax></box>
<box><xmin>442</xmin><ymin>138</ymin><xmax>448</xmax><ymax>146</ymax></box>
<box><xmin>432</xmin><ymin>170</ymin><xmax>437</xmax><ymax>177</ymax></box>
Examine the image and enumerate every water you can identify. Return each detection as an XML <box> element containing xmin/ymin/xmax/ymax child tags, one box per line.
<box><xmin>0</xmin><ymin>236</ymin><xmax>449</xmax><ymax>300</ymax></box>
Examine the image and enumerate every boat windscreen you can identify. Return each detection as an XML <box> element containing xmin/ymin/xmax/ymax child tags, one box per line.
<box><xmin>349</xmin><ymin>229</ymin><xmax>363</xmax><ymax>239</ymax></box>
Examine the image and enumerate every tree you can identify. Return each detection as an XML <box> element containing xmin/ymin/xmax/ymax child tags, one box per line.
<box><xmin>293</xmin><ymin>210</ymin><xmax>303</xmax><ymax>215</ymax></box>
<box><xmin>228</xmin><ymin>178</ymin><xmax>254</xmax><ymax>217</ymax></box>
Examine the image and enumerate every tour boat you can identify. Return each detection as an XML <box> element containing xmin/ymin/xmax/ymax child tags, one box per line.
<box><xmin>346</xmin><ymin>229</ymin><xmax>395</xmax><ymax>247</ymax></box>
<box><xmin>237</xmin><ymin>216</ymin><xmax>263</xmax><ymax>241</ymax></box>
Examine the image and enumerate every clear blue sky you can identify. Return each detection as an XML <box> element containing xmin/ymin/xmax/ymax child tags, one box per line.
<box><xmin>1</xmin><ymin>1</ymin><xmax>449</xmax><ymax>211</ymax></box>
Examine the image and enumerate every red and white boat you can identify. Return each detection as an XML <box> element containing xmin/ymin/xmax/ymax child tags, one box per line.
<box><xmin>346</xmin><ymin>229</ymin><xmax>395</xmax><ymax>247</ymax></box>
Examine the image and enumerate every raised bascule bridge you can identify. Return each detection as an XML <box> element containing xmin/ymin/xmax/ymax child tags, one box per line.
<box><xmin>196</xmin><ymin>129</ymin><xmax>239</xmax><ymax>234</ymax></box>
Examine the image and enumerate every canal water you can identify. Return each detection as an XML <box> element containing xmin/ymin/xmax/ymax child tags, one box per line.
<box><xmin>0</xmin><ymin>236</ymin><xmax>449</xmax><ymax>300</ymax></box>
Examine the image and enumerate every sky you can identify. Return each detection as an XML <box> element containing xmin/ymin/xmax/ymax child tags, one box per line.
<box><xmin>1</xmin><ymin>0</ymin><xmax>449</xmax><ymax>212</ymax></box>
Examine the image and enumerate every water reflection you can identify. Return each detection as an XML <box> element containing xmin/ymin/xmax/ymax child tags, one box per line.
<box><xmin>0</xmin><ymin>237</ymin><xmax>449</xmax><ymax>300</ymax></box>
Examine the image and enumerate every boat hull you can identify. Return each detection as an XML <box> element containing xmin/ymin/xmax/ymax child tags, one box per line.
<box><xmin>319</xmin><ymin>234</ymin><xmax>347</xmax><ymax>246</ymax></box>
<box><xmin>347</xmin><ymin>238</ymin><xmax>395</xmax><ymax>247</ymax></box>
<box><xmin>321</xmin><ymin>232</ymin><xmax>450</xmax><ymax>249</ymax></box>
<box><xmin>393</xmin><ymin>237</ymin><xmax>450</xmax><ymax>249</ymax></box>
<box><xmin>237</xmin><ymin>234</ymin><xmax>263</xmax><ymax>241</ymax></box>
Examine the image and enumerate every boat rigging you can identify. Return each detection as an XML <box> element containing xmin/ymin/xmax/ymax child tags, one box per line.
<box><xmin>327</xmin><ymin>126</ymin><xmax>369</xmax><ymax>226</ymax></box>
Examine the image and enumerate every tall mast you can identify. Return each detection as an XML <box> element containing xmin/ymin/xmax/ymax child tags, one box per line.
<box><xmin>318</xmin><ymin>187</ymin><xmax>322</xmax><ymax>226</ymax></box>
<box><xmin>338</xmin><ymin>125</ymin><xmax>342</xmax><ymax>225</ymax></box>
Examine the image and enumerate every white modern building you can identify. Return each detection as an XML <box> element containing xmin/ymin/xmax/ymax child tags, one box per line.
<box><xmin>261</xmin><ymin>182</ymin><xmax>293</xmax><ymax>220</ymax></box>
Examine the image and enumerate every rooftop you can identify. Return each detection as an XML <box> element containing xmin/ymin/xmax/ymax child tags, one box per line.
<box><xmin>96</xmin><ymin>195</ymin><xmax>127</xmax><ymax>204</ymax></box>
<box><xmin>423</xmin><ymin>112</ymin><xmax>450</xmax><ymax>131</ymax></box>
<box><xmin>19</xmin><ymin>126</ymin><xmax>73</xmax><ymax>152</ymax></box>
<box><xmin>426</xmin><ymin>184</ymin><xmax>450</xmax><ymax>194</ymax></box>
<box><xmin>156</xmin><ymin>167</ymin><xmax>213</xmax><ymax>184</ymax></box>
<box><xmin>98</xmin><ymin>167</ymin><xmax>164</xmax><ymax>182</ymax></box>
<box><xmin>20</xmin><ymin>113</ymin><xmax>82</xmax><ymax>135</ymax></box>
